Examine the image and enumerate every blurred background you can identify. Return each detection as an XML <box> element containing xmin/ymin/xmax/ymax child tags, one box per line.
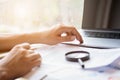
<box><xmin>0</xmin><ymin>0</ymin><xmax>84</xmax><ymax>33</ymax></box>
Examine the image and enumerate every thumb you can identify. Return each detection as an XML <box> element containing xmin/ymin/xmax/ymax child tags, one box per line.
<box><xmin>60</xmin><ymin>36</ymin><xmax>76</xmax><ymax>42</ymax></box>
<box><xmin>20</xmin><ymin>43</ymin><xmax>31</xmax><ymax>50</ymax></box>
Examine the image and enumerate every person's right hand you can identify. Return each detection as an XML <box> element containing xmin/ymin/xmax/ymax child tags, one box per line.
<box><xmin>0</xmin><ymin>43</ymin><xmax>41</xmax><ymax>80</ymax></box>
<box><xmin>40</xmin><ymin>24</ymin><xmax>83</xmax><ymax>45</ymax></box>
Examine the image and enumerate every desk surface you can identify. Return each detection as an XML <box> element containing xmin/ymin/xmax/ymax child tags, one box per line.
<box><xmin>21</xmin><ymin>43</ymin><xmax>120</xmax><ymax>80</ymax></box>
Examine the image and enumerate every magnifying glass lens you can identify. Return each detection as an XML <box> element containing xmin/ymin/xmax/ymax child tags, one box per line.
<box><xmin>67</xmin><ymin>53</ymin><xmax>88</xmax><ymax>59</ymax></box>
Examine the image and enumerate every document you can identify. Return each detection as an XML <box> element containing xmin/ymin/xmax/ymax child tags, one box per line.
<box><xmin>22</xmin><ymin>44</ymin><xmax>120</xmax><ymax>80</ymax></box>
<box><xmin>85</xmin><ymin>56</ymin><xmax>120</xmax><ymax>73</ymax></box>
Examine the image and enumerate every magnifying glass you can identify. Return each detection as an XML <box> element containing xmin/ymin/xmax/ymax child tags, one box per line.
<box><xmin>65</xmin><ymin>51</ymin><xmax>90</xmax><ymax>69</ymax></box>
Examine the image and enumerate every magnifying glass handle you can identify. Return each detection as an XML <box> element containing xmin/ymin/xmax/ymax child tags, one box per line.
<box><xmin>78</xmin><ymin>59</ymin><xmax>85</xmax><ymax>69</ymax></box>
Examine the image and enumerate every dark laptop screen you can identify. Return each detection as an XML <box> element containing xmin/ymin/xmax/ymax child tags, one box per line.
<box><xmin>82</xmin><ymin>0</ymin><xmax>120</xmax><ymax>31</ymax></box>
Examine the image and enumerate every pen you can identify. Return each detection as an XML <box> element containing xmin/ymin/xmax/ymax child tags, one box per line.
<box><xmin>40</xmin><ymin>75</ymin><xmax>48</xmax><ymax>80</ymax></box>
<box><xmin>78</xmin><ymin>59</ymin><xmax>85</xmax><ymax>69</ymax></box>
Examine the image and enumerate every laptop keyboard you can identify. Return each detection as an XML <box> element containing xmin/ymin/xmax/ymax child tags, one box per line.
<box><xmin>84</xmin><ymin>31</ymin><xmax>120</xmax><ymax>39</ymax></box>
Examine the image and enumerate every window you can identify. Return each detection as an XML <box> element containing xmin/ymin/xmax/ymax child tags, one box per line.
<box><xmin>0</xmin><ymin>0</ymin><xmax>84</xmax><ymax>33</ymax></box>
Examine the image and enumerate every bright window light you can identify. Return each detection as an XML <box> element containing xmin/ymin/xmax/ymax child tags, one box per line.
<box><xmin>0</xmin><ymin>0</ymin><xmax>84</xmax><ymax>33</ymax></box>
<box><xmin>14</xmin><ymin>4</ymin><xmax>30</xmax><ymax>19</ymax></box>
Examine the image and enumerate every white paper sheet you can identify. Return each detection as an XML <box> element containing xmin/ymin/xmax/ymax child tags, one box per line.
<box><xmin>22</xmin><ymin>43</ymin><xmax>120</xmax><ymax>80</ymax></box>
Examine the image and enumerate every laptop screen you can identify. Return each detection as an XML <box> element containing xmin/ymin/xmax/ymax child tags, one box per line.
<box><xmin>82</xmin><ymin>0</ymin><xmax>120</xmax><ymax>31</ymax></box>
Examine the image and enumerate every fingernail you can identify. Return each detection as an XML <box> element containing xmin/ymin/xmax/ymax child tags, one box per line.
<box><xmin>80</xmin><ymin>40</ymin><xmax>84</xmax><ymax>44</ymax></box>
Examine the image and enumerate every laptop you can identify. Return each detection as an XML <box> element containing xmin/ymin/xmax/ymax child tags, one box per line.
<box><xmin>63</xmin><ymin>0</ymin><xmax>120</xmax><ymax>48</ymax></box>
<box><xmin>80</xmin><ymin>0</ymin><xmax>120</xmax><ymax>48</ymax></box>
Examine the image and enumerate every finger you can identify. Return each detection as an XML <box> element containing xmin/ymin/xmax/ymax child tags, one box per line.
<box><xmin>20</xmin><ymin>43</ymin><xmax>31</xmax><ymax>50</ymax></box>
<box><xmin>71</xmin><ymin>28</ymin><xmax>83</xmax><ymax>43</ymax></box>
<box><xmin>32</xmin><ymin>59</ymin><xmax>41</xmax><ymax>64</ymax></box>
<box><xmin>27</xmin><ymin>53</ymin><xmax>41</xmax><ymax>61</ymax></box>
<box><xmin>59</xmin><ymin>35</ymin><xmax>76</xmax><ymax>42</ymax></box>
<box><xmin>9</xmin><ymin>45</ymin><xmax>27</xmax><ymax>57</ymax></box>
<box><xmin>30</xmin><ymin>47</ymin><xmax>37</xmax><ymax>50</ymax></box>
<box><xmin>58</xmin><ymin>26</ymin><xmax>83</xmax><ymax>43</ymax></box>
<box><xmin>31</xmin><ymin>59</ymin><xmax>41</xmax><ymax>67</ymax></box>
<box><xmin>27</xmin><ymin>50</ymin><xmax>34</xmax><ymax>54</ymax></box>
<box><xmin>17</xmin><ymin>48</ymin><xmax>27</xmax><ymax>56</ymax></box>
<box><xmin>57</xmin><ymin>26</ymin><xmax>72</xmax><ymax>35</ymax></box>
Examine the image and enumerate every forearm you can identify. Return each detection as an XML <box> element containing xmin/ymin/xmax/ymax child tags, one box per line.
<box><xmin>0</xmin><ymin>33</ymin><xmax>26</xmax><ymax>51</ymax></box>
<box><xmin>0</xmin><ymin>31</ymin><xmax>49</xmax><ymax>51</ymax></box>
<box><xmin>23</xmin><ymin>30</ymin><xmax>50</xmax><ymax>44</ymax></box>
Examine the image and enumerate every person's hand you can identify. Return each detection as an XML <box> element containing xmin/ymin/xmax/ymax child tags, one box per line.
<box><xmin>0</xmin><ymin>43</ymin><xmax>41</xmax><ymax>80</ymax></box>
<box><xmin>43</xmin><ymin>24</ymin><xmax>83</xmax><ymax>45</ymax></box>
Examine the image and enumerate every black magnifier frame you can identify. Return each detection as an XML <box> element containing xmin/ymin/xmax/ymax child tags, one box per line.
<box><xmin>65</xmin><ymin>51</ymin><xmax>90</xmax><ymax>69</ymax></box>
<box><xmin>65</xmin><ymin>51</ymin><xmax>90</xmax><ymax>62</ymax></box>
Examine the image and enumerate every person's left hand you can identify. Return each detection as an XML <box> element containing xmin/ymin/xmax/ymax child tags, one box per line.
<box><xmin>0</xmin><ymin>43</ymin><xmax>41</xmax><ymax>80</ymax></box>
<box><xmin>43</xmin><ymin>24</ymin><xmax>83</xmax><ymax>45</ymax></box>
